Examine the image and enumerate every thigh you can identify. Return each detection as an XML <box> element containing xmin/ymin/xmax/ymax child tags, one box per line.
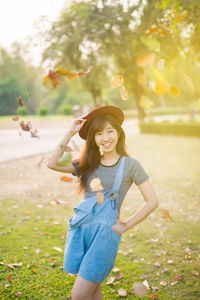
<box><xmin>71</xmin><ymin>275</ymin><xmax>100</xmax><ymax>299</ymax></box>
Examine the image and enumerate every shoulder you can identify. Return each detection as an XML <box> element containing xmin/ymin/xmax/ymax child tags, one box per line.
<box><xmin>124</xmin><ymin>156</ymin><xmax>141</xmax><ymax>167</ymax></box>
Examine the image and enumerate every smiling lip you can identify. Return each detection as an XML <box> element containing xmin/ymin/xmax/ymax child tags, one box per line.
<box><xmin>102</xmin><ymin>142</ymin><xmax>112</xmax><ymax>148</ymax></box>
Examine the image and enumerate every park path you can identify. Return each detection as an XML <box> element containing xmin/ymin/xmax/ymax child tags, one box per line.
<box><xmin>0</xmin><ymin>114</ymin><xmax>188</xmax><ymax>163</ymax></box>
<box><xmin>0</xmin><ymin>119</ymin><xmax>140</xmax><ymax>163</ymax></box>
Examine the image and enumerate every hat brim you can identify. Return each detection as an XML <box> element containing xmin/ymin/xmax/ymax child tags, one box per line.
<box><xmin>79</xmin><ymin>105</ymin><xmax>124</xmax><ymax>140</ymax></box>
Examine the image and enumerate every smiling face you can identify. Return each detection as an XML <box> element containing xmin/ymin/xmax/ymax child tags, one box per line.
<box><xmin>94</xmin><ymin>122</ymin><xmax>120</xmax><ymax>154</ymax></box>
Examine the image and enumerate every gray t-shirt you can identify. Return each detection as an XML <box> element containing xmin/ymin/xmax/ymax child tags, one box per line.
<box><xmin>72</xmin><ymin>156</ymin><xmax>149</xmax><ymax>212</ymax></box>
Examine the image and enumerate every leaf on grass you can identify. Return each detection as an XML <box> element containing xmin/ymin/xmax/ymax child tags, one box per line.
<box><xmin>154</xmin><ymin>261</ymin><xmax>160</xmax><ymax>267</ymax></box>
<box><xmin>131</xmin><ymin>282</ymin><xmax>148</xmax><ymax>297</ymax></box>
<box><xmin>7</xmin><ymin>275</ymin><xmax>12</xmax><ymax>281</ymax></box>
<box><xmin>115</xmin><ymin>272</ymin><xmax>124</xmax><ymax>280</ymax></box>
<box><xmin>136</xmin><ymin>54</ymin><xmax>155</xmax><ymax>68</ymax></box>
<box><xmin>32</xmin><ymin>268</ymin><xmax>37</xmax><ymax>273</ymax></box>
<box><xmin>60</xmin><ymin>176</ymin><xmax>73</xmax><ymax>182</ymax></box>
<box><xmin>174</xmin><ymin>274</ymin><xmax>184</xmax><ymax>281</ymax></box>
<box><xmin>112</xmin><ymin>267</ymin><xmax>120</xmax><ymax>272</ymax></box>
<box><xmin>159</xmin><ymin>207</ymin><xmax>173</xmax><ymax>220</ymax></box>
<box><xmin>96</xmin><ymin>192</ymin><xmax>104</xmax><ymax>203</ymax></box>
<box><xmin>120</xmin><ymin>85</ymin><xmax>129</xmax><ymax>101</ymax></box>
<box><xmin>90</xmin><ymin>177</ymin><xmax>104</xmax><ymax>192</ymax></box>
<box><xmin>192</xmin><ymin>270</ymin><xmax>199</xmax><ymax>276</ymax></box>
<box><xmin>151</xmin><ymin>294</ymin><xmax>160</xmax><ymax>299</ymax></box>
<box><xmin>106</xmin><ymin>276</ymin><xmax>115</xmax><ymax>285</ymax></box>
<box><xmin>53</xmin><ymin>246</ymin><xmax>63</xmax><ymax>252</ymax></box>
<box><xmin>160</xmin><ymin>281</ymin><xmax>167</xmax><ymax>286</ymax></box>
<box><xmin>18</xmin><ymin>96</ymin><xmax>23</xmax><ymax>106</ymax></box>
<box><xmin>118</xmin><ymin>288</ymin><xmax>127</xmax><ymax>296</ymax></box>
<box><xmin>111</xmin><ymin>75</ymin><xmax>124</xmax><ymax>88</ymax></box>
<box><xmin>15</xmin><ymin>292</ymin><xmax>23</xmax><ymax>297</ymax></box>
<box><xmin>56</xmin><ymin>152</ymin><xmax>72</xmax><ymax>167</ymax></box>
<box><xmin>35</xmin><ymin>249</ymin><xmax>42</xmax><ymax>254</ymax></box>
<box><xmin>169</xmin><ymin>85</ymin><xmax>181</xmax><ymax>97</ymax></box>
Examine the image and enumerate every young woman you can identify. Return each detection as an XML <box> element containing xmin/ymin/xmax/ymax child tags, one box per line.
<box><xmin>47</xmin><ymin>105</ymin><xmax>159</xmax><ymax>300</ymax></box>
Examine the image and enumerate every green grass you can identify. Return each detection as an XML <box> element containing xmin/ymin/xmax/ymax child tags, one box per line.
<box><xmin>0</xmin><ymin>133</ymin><xmax>200</xmax><ymax>299</ymax></box>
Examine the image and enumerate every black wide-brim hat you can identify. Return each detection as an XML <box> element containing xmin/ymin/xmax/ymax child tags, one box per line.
<box><xmin>79</xmin><ymin>105</ymin><xmax>124</xmax><ymax>140</ymax></box>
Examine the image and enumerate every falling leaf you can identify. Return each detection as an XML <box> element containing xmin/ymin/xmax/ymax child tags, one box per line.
<box><xmin>174</xmin><ymin>10</ymin><xmax>188</xmax><ymax>23</ymax></box>
<box><xmin>118</xmin><ymin>288</ymin><xmax>127</xmax><ymax>297</ymax></box>
<box><xmin>18</xmin><ymin>96</ymin><xmax>23</xmax><ymax>106</ymax></box>
<box><xmin>90</xmin><ymin>177</ymin><xmax>104</xmax><ymax>192</ymax></box>
<box><xmin>155</xmin><ymin>82</ymin><xmax>168</xmax><ymax>96</ymax></box>
<box><xmin>152</xmin><ymin>68</ymin><xmax>165</xmax><ymax>82</ymax></box>
<box><xmin>12</xmin><ymin>116</ymin><xmax>19</xmax><ymax>121</ymax></box>
<box><xmin>146</xmin><ymin>25</ymin><xmax>170</xmax><ymax>37</ymax></box>
<box><xmin>60</xmin><ymin>176</ymin><xmax>73</xmax><ymax>182</ymax></box>
<box><xmin>136</xmin><ymin>54</ymin><xmax>155</xmax><ymax>68</ymax></box>
<box><xmin>53</xmin><ymin>247</ymin><xmax>63</xmax><ymax>252</ymax></box>
<box><xmin>56</xmin><ymin>65</ymin><xmax>93</xmax><ymax>80</ymax></box>
<box><xmin>169</xmin><ymin>85</ymin><xmax>181</xmax><ymax>97</ymax></box>
<box><xmin>19</xmin><ymin>120</ymin><xmax>32</xmax><ymax>132</ymax></box>
<box><xmin>120</xmin><ymin>85</ymin><xmax>129</xmax><ymax>101</ymax></box>
<box><xmin>106</xmin><ymin>276</ymin><xmax>115</xmax><ymax>285</ymax></box>
<box><xmin>159</xmin><ymin>208</ymin><xmax>173</xmax><ymax>220</ymax></box>
<box><xmin>42</xmin><ymin>70</ymin><xmax>60</xmax><ymax>89</ymax></box>
<box><xmin>181</xmin><ymin>70</ymin><xmax>194</xmax><ymax>94</ymax></box>
<box><xmin>30</xmin><ymin>129</ymin><xmax>40</xmax><ymax>138</ymax></box>
<box><xmin>131</xmin><ymin>282</ymin><xmax>148</xmax><ymax>297</ymax></box>
<box><xmin>96</xmin><ymin>192</ymin><xmax>104</xmax><ymax>203</ymax></box>
<box><xmin>140</xmin><ymin>36</ymin><xmax>160</xmax><ymax>52</ymax></box>
<box><xmin>56</xmin><ymin>152</ymin><xmax>72</xmax><ymax>167</ymax></box>
<box><xmin>111</xmin><ymin>75</ymin><xmax>124</xmax><ymax>88</ymax></box>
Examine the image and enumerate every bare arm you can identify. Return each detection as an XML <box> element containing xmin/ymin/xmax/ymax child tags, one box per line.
<box><xmin>46</xmin><ymin>117</ymin><xmax>87</xmax><ymax>173</ymax></box>
<box><xmin>124</xmin><ymin>179</ymin><xmax>159</xmax><ymax>232</ymax></box>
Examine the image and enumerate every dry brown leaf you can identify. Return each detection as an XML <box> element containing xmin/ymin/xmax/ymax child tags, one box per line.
<box><xmin>118</xmin><ymin>288</ymin><xmax>127</xmax><ymax>297</ymax></box>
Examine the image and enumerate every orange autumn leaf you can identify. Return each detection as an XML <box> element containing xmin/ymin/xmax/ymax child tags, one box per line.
<box><xmin>111</xmin><ymin>75</ymin><xmax>124</xmax><ymax>88</ymax></box>
<box><xmin>56</xmin><ymin>65</ymin><xmax>93</xmax><ymax>80</ymax></box>
<box><xmin>169</xmin><ymin>85</ymin><xmax>181</xmax><ymax>97</ymax></box>
<box><xmin>90</xmin><ymin>177</ymin><xmax>104</xmax><ymax>192</ymax></box>
<box><xmin>7</xmin><ymin>275</ymin><xmax>12</xmax><ymax>281</ymax></box>
<box><xmin>155</xmin><ymin>82</ymin><xmax>168</xmax><ymax>96</ymax></box>
<box><xmin>120</xmin><ymin>85</ymin><xmax>129</xmax><ymax>101</ymax></box>
<box><xmin>32</xmin><ymin>268</ymin><xmax>37</xmax><ymax>273</ymax></box>
<box><xmin>42</xmin><ymin>70</ymin><xmax>60</xmax><ymax>89</ymax></box>
<box><xmin>18</xmin><ymin>96</ymin><xmax>23</xmax><ymax>106</ymax></box>
<box><xmin>159</xmin><ymin>207</ymin><xmax>173</xmax><ymax>220</ymax></box>
<box><xmin>136</xmin><ymin>54</ymin><xmax>155</xmax><ymax>68</ymax></box>
<box><xmin>146</xmin><ymin>25</ymin><xmax>170</xmax><ymax>37</ymax></box>
<box><xmin>19</xmin><ymin>120</ymin><xmax>32</xmax><ymax>131</ymax></box>
<box><xmin>60</xmin><ymin>176</ymin><xmax>73</xmax><ymax>182</ymax></box>
<box><xmin>96</xmin><ymin>192</ymin><xmax>104</xmax><ymax>203</ymax></box>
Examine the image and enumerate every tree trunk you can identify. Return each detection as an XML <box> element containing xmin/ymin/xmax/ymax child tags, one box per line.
<box><xmin>133</xmin><ymin>85</ymin><xmax>146</xmax><ymax>122</ymax></box>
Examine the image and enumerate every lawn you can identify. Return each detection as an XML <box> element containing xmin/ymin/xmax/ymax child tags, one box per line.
<box><xmin>0</xmin><ymin>129</ymin><xmax>200</xmax><ymax>299</ymax></box>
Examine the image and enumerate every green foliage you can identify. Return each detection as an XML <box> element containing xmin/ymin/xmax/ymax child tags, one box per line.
<box><xmin>16</xmin><ymin>105</ymin><xmax>28</xmax><ymax>116</ymax></box>
<box><xmin>36</xmin><ymin>106</ymin><xmax>49</xmax><ymax>116</ymax></box>
<box><xmin>58</xmin><ymin>104</ymin><xmax>73</xmax><ymax>115</ymax></box>
<box><xmin>139</xmin><ymin>119</ymin><xmax>200</xmax><ymax>137</ymax></box>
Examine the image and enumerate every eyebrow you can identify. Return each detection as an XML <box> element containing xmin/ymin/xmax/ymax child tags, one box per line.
<box><xmin>96</xmin><ymin>126</ymin><xmax>114</xmax><ymax>133</ymax></box>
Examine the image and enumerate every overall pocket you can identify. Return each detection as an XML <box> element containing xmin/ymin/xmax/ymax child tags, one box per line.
<box><xmin>68</xmin><ymin>195</ymin><xmax>97</xmax><ymax>228</ymax></box>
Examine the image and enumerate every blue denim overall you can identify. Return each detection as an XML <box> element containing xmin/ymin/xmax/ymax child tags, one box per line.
<box><xmin>63</xmin><ymin>156</ymin><xmax>126</xmax><ymax>283</ymax></box>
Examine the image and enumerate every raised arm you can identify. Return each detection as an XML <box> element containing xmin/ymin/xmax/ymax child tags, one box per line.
<box><xmin>46</xmin><ymin>117</ymin><xmax>87</xmax><ymax>173</ymax></box>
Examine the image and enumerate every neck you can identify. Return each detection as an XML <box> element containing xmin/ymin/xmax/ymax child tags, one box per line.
<box><xmin>101</xmin><ymin>150</ymin><xmax>120</xmax><ymax>162</ymax></box>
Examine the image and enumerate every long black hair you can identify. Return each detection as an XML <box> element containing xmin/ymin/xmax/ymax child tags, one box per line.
<box><xmin>76</xmin><ymin>113</ymin><xmax>129</xmax><ymax>194</ymax></box>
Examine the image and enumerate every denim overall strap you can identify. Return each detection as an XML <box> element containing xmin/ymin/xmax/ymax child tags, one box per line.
<box><xmin>111</xmin><ymin>156</ymin><xmax>126</xmax><ymax>192</ymax></box>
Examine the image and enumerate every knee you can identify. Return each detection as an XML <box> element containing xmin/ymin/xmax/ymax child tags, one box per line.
<box><xmin>71</xmin><ymin>287</ymin><xmax>89</xmax><ymax>300</ymax></box>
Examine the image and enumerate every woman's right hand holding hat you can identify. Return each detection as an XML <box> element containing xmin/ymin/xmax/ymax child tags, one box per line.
<box><xmin>69</xmin><ymin>117</ymin><xmax>87</xmax><ymax>135</ymax></box>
